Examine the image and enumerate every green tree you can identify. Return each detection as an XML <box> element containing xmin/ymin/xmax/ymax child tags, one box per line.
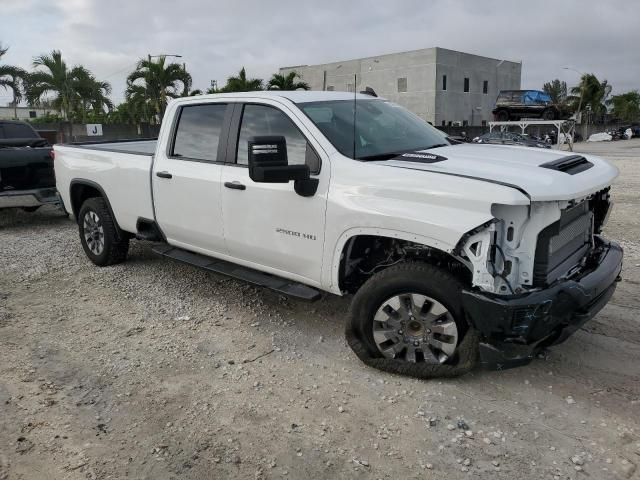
<box><xmin>610</xmin><ymin>90</ymin><xmax>640</xmax><ymax>122</ymax></box>
<box><xmin>26</xmin><ymin>50</ymin><xmax>76</xmax><ymax>120</ymax></box>
<box><xmin>0</xmin><ymin>43</ymin><xmax>27</xmax><ymax>119</ymax></box>
<box><xmin>568</xmin><ymin>74</ymin><xmax>612</xmax><ymax>116</ymax></box>
<box><xmin>542</xmin><ymin>79</ymin><xmax>567</xmax><ymax>105</ymax></box>
<box><xmin>267</xmin><ymin>71</ymin><xmax>309</xmax><ymax>91</ymax></box>
<box><xmin>221</xmin><ymin>67</ymin><xmax>263</xmax><ymax>92</ymax></box>
<box><xmin>126</xmin><ymin>56</ymin><xmax>192</xmax><ymax>123</ymax></box>
<box><xmin>71</xmin><ymin>66</ymin><xmax>113</xmax><ymax>123</ymax></box>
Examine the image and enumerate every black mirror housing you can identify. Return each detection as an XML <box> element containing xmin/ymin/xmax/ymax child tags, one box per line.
<box><xmin>248</xmin><ymin>135</ymin><xmax>310</xmax><ymax>184</ymax></box>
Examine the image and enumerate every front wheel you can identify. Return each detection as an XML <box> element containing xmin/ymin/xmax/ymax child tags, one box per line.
<box><xmin>78</xmin><ymin>197</ymin><xmax>129</xmax><ymax>266</ymax></box>
<box><xmin>346</xmin><ymin>263</ymin><xmax>478</xmax><ymax>378</ymax></box>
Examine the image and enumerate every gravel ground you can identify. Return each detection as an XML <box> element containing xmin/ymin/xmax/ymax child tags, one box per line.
<box><xmin>1</xmin><ymin>139</ymin><xmax>639</xmax><ymax>480</ymax></box>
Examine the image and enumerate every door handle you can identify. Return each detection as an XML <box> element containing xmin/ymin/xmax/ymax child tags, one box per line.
<box><xmin>156</xmin><ymin>171</ymin><xmax>172</xmax><ymax>179</ymax></box>
<box><xmin>224</xmin><ymin>181</ymin><xmax>246</xmax><ymax>191</ymax></box>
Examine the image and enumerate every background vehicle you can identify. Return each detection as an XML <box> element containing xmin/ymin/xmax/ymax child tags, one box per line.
<box><xmin>54</xmin><ymin>91</ymin><xmax>622</xmax><ymax>378</ymax></box>
<box><xmin>492</xmin><ymin>90</ymin><xmax>566</xmax><ymax>121</ymax></box>
<box><xmin>473</xmin><ymin>131</ymin><xmax>552</xmax><ymax>148</ymax></box>
<box><xmin>0</xmin><ymin>120</ymin><xmax>58</xmax><ymax>211</ymax></box>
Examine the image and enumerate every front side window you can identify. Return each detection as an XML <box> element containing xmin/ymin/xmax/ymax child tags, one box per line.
<box><xmin>172</xmin><ymin>104</ymin><xmax>226</xmax><ymax>161</ymax></box>
<box><xmin>299</xmin><ymin>99</ymin><xmax>450</xmax><ymax>160</ymax></box>
<box><xmin>237</xmin><ymin>104</ymin><xmax>318</xmax><ymax>172</ymax></box>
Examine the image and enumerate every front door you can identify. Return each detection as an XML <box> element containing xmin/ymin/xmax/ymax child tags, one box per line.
<box><xmin>220</xmin><ymin>102</ymin><xmax>329</xmax><ymax>285</ymax></box>
<box><xmin>152</xmin><ymin>102</ymin><xmax>230</xmax><ymax>256</ymax></box>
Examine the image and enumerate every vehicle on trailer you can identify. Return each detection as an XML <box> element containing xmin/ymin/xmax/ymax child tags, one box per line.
<box><xmin>54</xmin><ymin>91</ymin><xmax>623</xmax><ymax>378</ymax></box>
<box><xmin>473</xmin><ymin>131</ymin><xmax>551</xmax><ymax>148</ymax></box>
<box><xmin>492</xmin><ymin>90</ymin><xmax>568</xmax><ymax>122</ymax></box>
<box><xmin>0</xmin><ymin>120</ymin><xmax>59</xmax><ymax>211</ymax></box>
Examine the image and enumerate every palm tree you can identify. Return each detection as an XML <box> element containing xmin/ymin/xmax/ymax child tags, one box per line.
<box><xmin>126</xmin><ymin>56</ymin><xmax>192</xmax><ymax>123</ymax></box>
<box><xmin>26</xmin><ymin>50</ymin><xmax>76</xmax><ymax>120</ymax></box>
<box><xmin>71</xmin><ymin>66</ymin><xmax>113</xmax><ymax>122</ymax></box>
<box><xmin>568</xmin><ymin>74</ymin><xmax>612</xmax><ymax>117</ymax></box>
<box><xmin>221</xmin><ymin>67</ymin><xmax>263</xmax><ymax>92</ymax></box>
<box><xmin>0</xmin><ymin>43</ymin><xmax>27</xmax><ymax>119</ymax></box>
<box><xmin>268</xmin><ymin>71</ymin><xmax>309</xmax><ymax>91</ymax></box>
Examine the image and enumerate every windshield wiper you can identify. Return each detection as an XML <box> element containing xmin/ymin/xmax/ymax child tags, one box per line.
<box><xmin>358</xmin><ymin>143</ymin><xmax>450</xmax><ymax>161</ymax></box>
<box><xmin>358</xmin><ymin>151</ymin><xmax>406</xmax><ymax>161</ymax></box>
<box><xmin>423</xmin><ymin>143</ymin><xmax>449</xmax><ymax>150</ymax></box>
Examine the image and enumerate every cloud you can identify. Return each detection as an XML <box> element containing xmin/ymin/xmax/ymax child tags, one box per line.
<box><xmin>1</xmin><ymin>0</ymin><xmax>638</xmax><ymax>105</ymax></box>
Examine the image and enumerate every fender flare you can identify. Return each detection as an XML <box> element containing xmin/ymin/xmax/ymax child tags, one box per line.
<box><xmin>327</xmin><ymin>227</ymin><xmax>458</xmax><ymax>295</ymax></box>
<box><xmin>69</xmin><ymin>178</ymin><xmax>124</xmax><ymax>239</ymax></box>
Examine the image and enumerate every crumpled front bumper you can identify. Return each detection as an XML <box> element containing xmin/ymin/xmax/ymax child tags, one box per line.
<box><xmin>461</xmin><ymin>237</ymin><xmax>623</xmax><ymax>370</ymax></box>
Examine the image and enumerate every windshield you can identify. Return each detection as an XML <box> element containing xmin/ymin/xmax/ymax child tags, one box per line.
<box><xmin>298</xmin><ymin>99</ymin><xmax>450</xmax><ymax>160</ymax></box>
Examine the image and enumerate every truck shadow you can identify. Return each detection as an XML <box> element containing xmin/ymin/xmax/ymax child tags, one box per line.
<box><xmin>0</xmin><ymin>206</ymin><xmax>71</xmax><ymax>230</ymax></box>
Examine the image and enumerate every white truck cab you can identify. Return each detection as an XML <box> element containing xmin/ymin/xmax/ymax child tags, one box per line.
<box><xmin>54</xmin><ymin>91</ymin><xmax>623</xmax><ymax>377</ymax></box>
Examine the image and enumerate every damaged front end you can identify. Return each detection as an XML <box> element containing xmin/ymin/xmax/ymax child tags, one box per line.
<box><xmin>454</xmin><ymin>189</ymin><xmax>623</xmax><ymax>370</ymax></box>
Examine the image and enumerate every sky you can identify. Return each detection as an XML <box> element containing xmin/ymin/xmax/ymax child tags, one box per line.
<box><xmin>1</xmin><ymin>0</ymin><xmax>639</xmax><ymax>106</ymax></box>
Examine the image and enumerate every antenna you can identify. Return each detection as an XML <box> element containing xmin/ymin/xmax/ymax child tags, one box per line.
<box><xmin>352</xmin><ymin>73</ymin><xmax>357</xmax><ymax>160</ymax></box>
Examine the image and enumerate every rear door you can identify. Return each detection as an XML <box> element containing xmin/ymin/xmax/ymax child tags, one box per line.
<box><xmin>152</xmin><ymin>102</ymin><xmax>231</xmax><ymax>256</ymax></box>
<box><xmin>220</xmin><ymin>101</ymin><xmax>329</xmax><ymax>285</ymax></box>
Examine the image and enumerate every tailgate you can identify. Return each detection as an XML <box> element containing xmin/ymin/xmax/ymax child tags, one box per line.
<box><xmin>0</xmin><ymin>147</ymin><xmax>55</xmax><ymax>191</ymax></box>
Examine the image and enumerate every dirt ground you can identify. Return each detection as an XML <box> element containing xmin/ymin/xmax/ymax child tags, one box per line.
<box><xmin>1</xmin><ymin>139</ymin><xmax>639</xmax><ymax>480</ymax></box>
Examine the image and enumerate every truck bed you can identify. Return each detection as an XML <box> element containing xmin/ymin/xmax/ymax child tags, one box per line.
<box><xmin>54</xmin><ymin>141</ymin><xmax>156</xmax><ymax>232</ymax></box>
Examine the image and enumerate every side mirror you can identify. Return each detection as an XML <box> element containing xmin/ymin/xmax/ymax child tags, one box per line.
<box><xmin>248</xmin><ymin>136</ymin><xmax>309</xmax><ymax>183</ymax></box>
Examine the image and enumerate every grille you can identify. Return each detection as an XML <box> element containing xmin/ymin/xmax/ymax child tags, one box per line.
<box><xmin>533</xmin><ymin>201</ymin><xmax>593</xmax><ymax>286</ymax></box>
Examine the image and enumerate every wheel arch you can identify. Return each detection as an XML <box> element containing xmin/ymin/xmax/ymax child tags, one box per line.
<box><xmin>69</xmin><ymin>179</ymin><xmax>124</xmax><ymax>237</ymax></box>
<box><xmin>329</xmin><ymin>228</ymin><xmax>469</xmax><ymax>295</ymax></box>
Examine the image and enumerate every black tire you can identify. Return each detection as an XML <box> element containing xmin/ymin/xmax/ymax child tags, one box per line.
<box><xmin>21</xmin><ymin>206</ymin><xmax>40</xmax><ymax>213</ymax></box>
<box><xmin>346</xmin><ymin>262</ymin><xmax>478</xmax><ymax>379</ymax></box>
<box><xmin>542</xmin><ymin>109</ymin><xmax>556</xmax><ymax>120</ymax></box>
<box><xmin>496</xmin><ymin>110</ymin><xmax>510</xmax><ymax>121</ymax></box>
<box><xmin>78</xmin><ymin>197</ymin><xmax>129</xmax><ymax>266</ymax></box>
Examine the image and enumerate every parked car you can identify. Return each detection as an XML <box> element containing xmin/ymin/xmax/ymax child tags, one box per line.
<box><xmin>54</xmin><ymin>91</ymin><xmax>622</xmax><ymax>378</ymax></box>
<box><xmin>0</xmin><ymin>120</ymin><xmax>59</xmax><ymax>211</ymax></box>
<box><xmin>473</xmin><ymin>131</ymin><xmax>551</xmax><ymax>148</ymax></box>
<box><xmin>492</xmin><ymin>90</ymin><xmax>568</xmax><ymax>121</ymax></box>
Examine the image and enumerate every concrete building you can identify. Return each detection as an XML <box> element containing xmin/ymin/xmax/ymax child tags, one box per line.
<box><xmin>280</xmin><ymin>47</ymin><xmax>521</xmax><ymax>126</ymax></box>
<box><xmin>0</xmin><ymin>105</ymin><xmax>60</xmax><ymax>121</ymax></box>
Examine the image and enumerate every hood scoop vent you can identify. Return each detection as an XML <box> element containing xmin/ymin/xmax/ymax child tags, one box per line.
<box><xmin>540</xmin><ymin>155</ymin><xmax>593</xmax><ymax>175</ymax></box>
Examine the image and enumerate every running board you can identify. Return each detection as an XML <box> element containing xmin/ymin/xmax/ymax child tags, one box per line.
<box><xmin>152</xmin><ymin>245</ymin><xmax>321</xmax><ymax>301</ymax></box>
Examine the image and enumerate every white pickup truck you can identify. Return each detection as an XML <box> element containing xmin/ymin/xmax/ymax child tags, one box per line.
<box><xmin>54</xmin><ymin>91</ymin><xmax>623</xmax><ymax>377</ymax></box>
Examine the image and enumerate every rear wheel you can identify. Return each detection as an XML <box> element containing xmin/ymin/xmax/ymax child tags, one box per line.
<box><xmin>78</xmin><ymin>197</ymin><xmax>129</xmax><ymax>266</ymax></box>
<box><xmin>496</xmin><ymin>110</ymin><xmax>510</xmax><ymax>121</ymax></box>
<box><xmin>542</xmin><ymin>109</ymin><xmax>556</xmax><ymax>120</ymax></box>
<box><xmin>346</xmin><ymin>262</ymin><xmax>478</xmax><ymax>378</ymax></box>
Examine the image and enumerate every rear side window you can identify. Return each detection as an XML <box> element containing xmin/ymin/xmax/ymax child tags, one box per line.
<box><xmin>236</xmin><ymin>104</ymin><xmax>319</xmax><ymax>173</ymax></box>
<box><xmin>171</xmin><ymin>104</ymin><xmax>226</xmax><ymax>161</ymax></box>
<box><xmin>0</xmin><ymin>123</ymin><xmax>38</xmax><ymax>139</ymax></box>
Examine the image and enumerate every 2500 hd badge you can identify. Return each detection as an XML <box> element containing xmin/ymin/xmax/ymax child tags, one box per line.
<box><xmin>276</xmin><ymin>227</ymin><xmax>317</xmax><ymax>241</ymax></box>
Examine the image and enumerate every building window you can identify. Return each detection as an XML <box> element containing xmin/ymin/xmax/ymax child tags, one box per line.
<box><xmin>29</xmin><ymin>111</ymin><xmax>37</xmax><ymax>118</ymax></box>
<box><xmin>326</xmin><ymin>85</ymin><xmax>334</xmax><ymax>91</ymax></box>
<box><xmin>397</xmin><ymin>77</ymin><xmax>407</xmax><ymax>93</ymax></box>
<box><xmin>483</xmin><ymin>80</ymin><xmax>488</xmax><ymax>94</ymax></box>
<box><xmin>464</xmin><ymin>78</ymin><xmax>470</xmax><ymax>93</ymax></box>
<box><xmin>442</xmin><ymin>75</ymin><xmax>447</xmax><ymax>91</ymax></box>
